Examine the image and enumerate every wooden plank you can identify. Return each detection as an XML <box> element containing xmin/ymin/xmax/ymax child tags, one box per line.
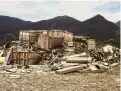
<box><xmin>66</xmin><ymin>56</ymin><xmax>92</xmax><ymax>63</ymax></box>
<box><xmin>66</xmin><ymin>60</ymin><xmax>89</xmax><ymax>64</ymax></box>
<box><xmin>18</xmin><ymin>52</ymin><xmax>20</xmax><ymax>64</ymax></box>
<box><xmin>4</xmin><ymin>47</ymin><xmax>13</xmax><ymax>65</ymax></box>
<box><xmin>56</xmin><ymin>65</ymin><xmax>84</xmax><ymax>74</ymax></box>
<box><xmin>66</xmin><ymin>56</ymin><xmax>92</xmax><ymax>60</ymax></box>
<box><xmin>25</xmin><ymin>51</ymin><xmax>28</xmax><ymax>65</ymax></box>
<box><xmin>63</xmin><ymin>52</ymin><xmax>87</xmax><ymax>59</ymax></box>
<box><xmin>25</xmin><ymin>52</ymin><xmax>27</xmax><ymax>65</ymax></box>
<box><xmin>23</xmin><ymin>51</ymin><xmax>25</xmax><ymax>65</ymax></box>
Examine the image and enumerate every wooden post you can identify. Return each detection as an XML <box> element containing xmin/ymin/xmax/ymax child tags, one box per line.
<box><xmin>18</xmin><ymin>52</ymin><xmax>21</xmax><ymax>64</ymax></box>
<box><xmin>25</xmin><ymin>51</ymin><xmax>27</xmax><ymax>66</ymax></box>
<box><xmin>23</xmin><ymin>51</ymin><xmax>25</xmax><ymax>65</ymax></box>
<box><xmin>26</xmin><ymin>51</ymin><xmax>29</xmax><ymax>65</ymax></box>
<box><xmin>16</xmin><ymin>52</ymin><xmax>18</xmax><ymax>64</ymax></box>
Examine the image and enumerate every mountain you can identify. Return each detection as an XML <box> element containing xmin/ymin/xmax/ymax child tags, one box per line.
<box><xmin>31</xmin><ymin>14</ymin><xmax>119</xmax><ymax>40</ymax></box>
<box><xmin>0</xmin><ymin>15</ymin><xmax>32</xmax><ymax>31</ymax></box>
<box><xmin>115</xmin><ymin>21</ymin><xmax>120</xmax><ymax>27</ymax></box>
<box><xmin>0</xmin><ymin>14</ymin><xmax>119</xmax><ymax>41</ymax></box>
<box><xmin>0</xmin><ymin>15</ymin><xmax>32</xmax><ymax>40</ymax></box>
<box><xmin>31</xmin><ymin>15</ymin><xmax>81</xmax><ymax>30</ymax></box>
<box><xmin>76</xmin><ymin>14</ymin><xmax>119</xmax><ymax>40</ymax></box>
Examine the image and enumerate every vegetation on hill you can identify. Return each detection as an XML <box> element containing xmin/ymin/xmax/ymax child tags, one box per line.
<box><xmin>0</xmin><ymin>14</ymin><xmax>120</xmax><ymax>47</ymax></box>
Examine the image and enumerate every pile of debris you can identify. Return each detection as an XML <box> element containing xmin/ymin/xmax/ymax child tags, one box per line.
<box><xmin>0</xmin><ymin>44</ymin><xmax>120</xmax><ymax>75</ymax></box>
<box><xmin>0</xmin><ymin>30</ymin><xmax>120</xmax><ymax>75</ymax></box>
<box><xmin>51</xmin><ymin>45</ymin><xmax>120</xmax><ymax>74</ymax></box>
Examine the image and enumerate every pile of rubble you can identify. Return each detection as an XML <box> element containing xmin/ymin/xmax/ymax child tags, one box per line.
<box><xmin>0</xmin><ymin>36</ymin><xmax>120</xmax><ymax>75</ymax></box>
<box><xmin>50</xmin><ymin>45</ymin><xmax>120</xmax><ymax>74</ymax></box>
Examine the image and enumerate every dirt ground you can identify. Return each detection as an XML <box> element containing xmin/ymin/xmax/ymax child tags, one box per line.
<box><xmin>0</xmin><ymin>66</ymin><xmax>120</xmax><ymax>91</ymax></box>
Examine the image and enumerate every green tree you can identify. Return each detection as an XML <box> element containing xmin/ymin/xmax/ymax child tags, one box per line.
<box><xmin>4</xmin><ymin>33</ymin><xmax>16</xmax><ymax>43</ymax></box>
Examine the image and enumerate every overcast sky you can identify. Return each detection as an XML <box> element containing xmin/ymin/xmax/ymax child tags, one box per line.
<box><xmin>0</xmin><ymin>0</ymin><xmax>120</xmax><ymax>22</ymax></box>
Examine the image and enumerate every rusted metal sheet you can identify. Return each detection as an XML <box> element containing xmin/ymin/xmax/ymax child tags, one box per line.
<box><xmin>38</xmin><ymin>34</ymin><xmax>64</xmax><ymax>50</ymax></box>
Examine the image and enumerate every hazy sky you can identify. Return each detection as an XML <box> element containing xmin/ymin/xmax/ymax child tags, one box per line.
<box><xmin>0</xmin><ymin>0</ymin><xmax>120</xmax><ymax>22</ymax></box>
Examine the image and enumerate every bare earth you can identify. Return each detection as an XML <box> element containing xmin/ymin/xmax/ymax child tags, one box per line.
<box><xmin>0</xmin><ymin>66</ymin><xmax>120</xmax><ymax>91</ymax></box>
